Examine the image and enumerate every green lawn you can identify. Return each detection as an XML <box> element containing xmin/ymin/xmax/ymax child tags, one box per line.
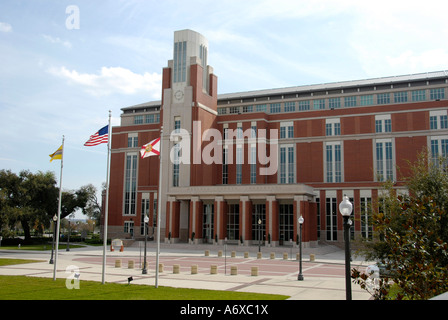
<box><xmin>0</xmin><ymin>275</ymin><xmax>288</xmax><ymax>300</ymax></box>
<box><xmin>0</xmin><ymin>243</ymin><xmax>85</xmax><ymax>250</ymax></box>
<box><xmin>0</xmin><ymin>260</ymin><xmax>288</xmax><ymax>300</ymax></box>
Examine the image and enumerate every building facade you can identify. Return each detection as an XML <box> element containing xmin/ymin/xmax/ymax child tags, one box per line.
<box><xmin>107</xmin><ymin>29</ymin><xmax>448</xmax><ymax>248</ymax></box>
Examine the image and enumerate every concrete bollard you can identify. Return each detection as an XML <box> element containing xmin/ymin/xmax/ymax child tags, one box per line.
<box><xmin>128</xmin><ymin>260</ymin><xmax>134</xmax><ymax>269</ymax></box>
<box><xmin>191</xmin><ymin>265</ymin><xmax>198</xmax><ymax>274</ymax></box>
<box><xmin>270</xmin><ymin>252</ymin><xmax>275</xmax><ymax>259</ymax></box>
<box><xmin>251</xmin><ymin>266</ymin><xmax>259</xmax><ymax>276</ymax></box>
<box><xmin>218</xmin><ymin>250</ymin><xmax>223</xmax><ymax>257</ymax></box>
<box><xmin>296</xmin><ymin>253</ymin><xmax>300</xmax><ymax>261</ymax></box>
<box><xmin>173</xmin><ymin>264</ymin><xmax>180</xmax><ymax>274</ymax></box>
<box><xmin>231</xmin><ymin>251</ymin><xmax>236</xmax><ymax>258</ymax></box>
<box><xmin>159</xmin><ymin>263</ymin><xmax>164</xmax><ymax>273</ymax></box>
<box><xmin>230</xmin><ymin>266</ymin><xmax>238</xmax><ymax>275</ymax></box>
<box><xmin>283</xmin><ymin>252</ymin><xmax>288</xmax><ymax>260</ymax></box>
<box><xmin>244</xmin><ymin>252</ymin><xmax>249</xmax><ymax>258</ymax></box>
<box><xmin>115</xmin><ymin>259</ymin><xmax>122</xmax><ymax>268</ymax></box>
<box><xmin>205</xmin><ymin>250</ymin><xmax>210</xmax><ymax>256</ymax></box>
<box><xmin>257</xmin><ymin>252</ymin><xmax>262</xmax><ymax>259</ymax></box>
<box><xmin>210</xmin><ymin>265</ymin><xmax>218</xmax><ymax>274</ymax></box>
<box><xmin>310</xmin><ymin>254</ymin><xmax>315</xmax><ymax>262</ymax></box>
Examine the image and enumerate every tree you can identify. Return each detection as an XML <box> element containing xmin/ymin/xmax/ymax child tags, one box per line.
<box><xmin>353</xmin><ymin>151</ymin><xmax>448</xmax><ymax>299</ymax></box>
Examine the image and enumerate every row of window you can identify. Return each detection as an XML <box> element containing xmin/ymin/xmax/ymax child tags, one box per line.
<box><xmin>218</xmin><ymin>88</ymin><xmax>446</xmax><ymax>115</ymax></box>
<box><xmin>133</xmin><ymin>113</ymin><xmax>160</xmax><ymax>125</ymax></box>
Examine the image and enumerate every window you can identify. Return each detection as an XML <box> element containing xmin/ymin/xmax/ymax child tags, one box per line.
<box><xmin>279</xmin><ymin>204</ymin><xmax>294</xmax><ymax>243</ymax></box>
<box><xmin>412</xmin><ymin>90</ymin><xmax>426</xmax><ymax>102</ymax></box>
<box><xmin>256</xmin><ymin>104</ymin><xmax>267</xmax><ymax>112</ymax></box>
<box><xmin>298</xmin><ymin>100</ymin><xmax>310</xmax><ymax>111</ymax></box>
<box><xmin>173</xmin><ymin>41</ymin><xmax>187</xmax><ymax>83</ymax></box>
<box><xmin>172</xmin><ymin>143</ymin><xmax>180</xmax><ymax>186</ymax></box>
<box><xmin>236</xmin><ymin>146</ymin><xmax>242</xmax><ymax>184</ymax></box>
<box><xmin>250</xmin><ymin>145</ymin><xmax>257</xmax><ymax>184</ymax></box>
<box><xmin>360</xmin><ymin>94</ymin><xmax>373</xmax><ymax>106</ymax></box>
<box><xmin>284</xmin><ymin>102</ymin><xmax>296</xmax><ymax>112</ymax></box>
<box><xmin>270</xmin><ymin>103</ymin><xmax>281</xmax><ymax>113</ymax></box>
<box><xmin>325</xmin><ymin>142</ymin><xmax>342</xmax><ymax>183</ymax></box>
<box><xmin>145</xmin><ymin>113</ymin><xmax>160</xmax><ymax>124</ymax></box>
<box><xmin>227</xmin><ymin>204</ymin><xmax>239</xmax><ymax>241</ymax></box>
<box><xmin>430</xmin><ymin>88</ymin><xmax>445</xmax><ymax>100</ymax></box>
<box><xmin>222</xmin><ymin>147</ymin><xmax>228</xmax><ymax>185</ymax></box>
<box><xmin>360</xmin><ymin>196</ymin><xmax>372</xmax><ymax>240</ymax></box>
<box><xmin>279</xmin><ymin>145</ymin><xmax>294</xmax><ymax>184</ymax></box>
<box><xmin>218</xmin><ymin>108</ymin><xmax>227</xmax><ymax>115</ymax></box>
<box><xmin>430</xmin><ymin>136</ymin><xmax>448</xmax><ymax>168</ymax></box>
<box><xmin>127</xmin><ymin>133</ymin><xmax>138</xmax><ymax>148</ymax></box>
<box><xmin>313</xmin><ymin>99</ymin><xmax>325</xmax><ymax>110</ymax></box>
<box><xmin>344</xmin><ymin>96</ymin><xmax>357</xmax><ymax>107</ymax></box>
<box><xmin>375</xmin><ymin>115</ymin><xmax>392</xmax><ymax>133</ymax></box>
<box><xmin>376</xmin><ymin>139</ymin><xmax>393</xmax><ymax>181</ymax></box>
<box><xmin>394</xmin><ymin>91</ymin><xmax>408</xmax><ymax>103</ymax></box>
<box><xmin>377</xmin><ymin>93</ymin><xmax>390</xmax><ymax>105</ymax></box>
<box><xmin>329</xmin><ymin>97</ymin><xmax>341</xmax><ymax>109</ymax></box>
<box><xmin>229</xmin><ymin>106</ymin><xmax>240</xmax><ymax>114</ymax></box>
<box><xmin>280</xmin><ymin>122</ymin><xmax>294</xmax><ymax>139</ymax></box>
<box><xmin>124</xmin><ymin>221</ymin><xmax>134</xmax><ymax>236</ymax></box>
<box><xmin>242</xmin><ymin>105</ymin><xmax>253</xmax><ymax>113</ymax></box>
<box><xmin>124</xmin><ymin>153</ymin><xmax>138</xmax><ymax>215</ymax></box>
<box><xmin>325</xmin><ymin>197</ymin><xmax>337</xmax><ymax>241</ymax></box>
<box><xmin>174</xmin><ymin>116</ymin><xmax>181</xmax><ymax>133</ymax></box>
<box><xmin>326</xmin><ymin>118</ymin><xmax>340</xmax><ymax>136</ymax></box>
<box><xmin>430</xmin><ymin>110</ymin><xmax>448</xmax><ymax>130</ymax></box>
<box><xmin>134</xmin><ymin>115</ymin><xmax>143</xmax><ymax>124</ymax></box>
<box><xmin>202</xmin><ymin>204</ymin><xmax>214</xmax><ymax>244</ymax></box>
<box><xmin>252</xmin><ymin>204</ymin><xmax>266</xmax><ymax>242</ymax></box>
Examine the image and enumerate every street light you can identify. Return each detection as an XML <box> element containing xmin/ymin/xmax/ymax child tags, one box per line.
<box><xmin>297</xmin><ymin>215</ymin><xmax>304</xmax><ymax>281</ymax></box>
<box><xmin>49</xmin><ymin>214</ymin><xmax>57</xmax><ymax>264</ymax></box>
<box><xmin>339</xmin><ymin>195</ymin><xmax>353</xmax><ymax>300</ymax></box>
<box><xmin>142</xmin><ymin>215</ymin><xmax>149</xmax><ymax>274</ymax></box>
<box><xmin>258</xmin><ymin>218</ymin><xmax>262</xmax><ymax>252</ymax></box>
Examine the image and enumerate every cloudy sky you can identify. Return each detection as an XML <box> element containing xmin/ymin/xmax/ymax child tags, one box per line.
<box><xmin>1</xmin><ymin>0</ymin><xmax>447</xmax><ymax>218</ymax></box>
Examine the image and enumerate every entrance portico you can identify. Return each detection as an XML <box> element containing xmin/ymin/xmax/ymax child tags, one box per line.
<box><xmin>164</xmin><ymin>184</ymin><xmax>318</xmax><ymax>247</ymax></box>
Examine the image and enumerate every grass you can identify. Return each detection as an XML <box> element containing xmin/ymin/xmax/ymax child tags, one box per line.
<box><xmin>0</xmin><ymin>275</ymin><xmax>288</xmax><ymax>300</ymax></box>
<box><xmin>0</xmin><ymin>244</ymin><xmax>85</xmax><ymax>250</ymax></box>
<box><xmin>0</xmin><ymin>259</ymin><xmax>288</xmax><ymax>300</ymax></box>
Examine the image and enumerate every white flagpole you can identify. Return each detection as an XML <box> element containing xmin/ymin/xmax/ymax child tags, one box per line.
<box><xmin>155</xmin><ymin>126</ymin><xmax>163</xmax><ymax>288</ymax></box>
<box><xmin>102</xmin><ymin>110</ymin><xmax>112</xmax><ymax>284</ymax></box>
<box><xmin>53</xmin><ymin>135</ymin><xmax>64</xmax><ymax>281</ymax></box>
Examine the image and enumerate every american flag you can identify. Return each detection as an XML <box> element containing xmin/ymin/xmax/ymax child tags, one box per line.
<box><xmin>84</xmin><ymin>125</ymin><xmax>108</xmax><ymax>146</ymax></box>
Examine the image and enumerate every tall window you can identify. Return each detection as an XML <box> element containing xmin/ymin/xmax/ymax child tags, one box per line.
<box><xmin>124</xmin><ymin>153</ymin><xmax>138</xmax><ymax>215</ymax></box>
<box><xmin>429</xmin><ymin>110</ymin><xmax>448</xmax><ymax>130</ymax></box>
<box><xmin>326</xmin><ymin>142</ymin><xmax>342</xmax><ymax>183</ymax></box>
<box><xmin>430</xmin><ymin>136</ymin><xmax>448</xmax><ymax>167</ymax></box>
<box><xmin>172</xmin><ymin>143</ymin><xmax>180</xmax><ymax>187</ymax></box>
<box><xmin>280</xmin><ymin>122</ymin><xmax>294</xmax><ymax>139</ymax></box>
<box><xmin>279</xmin><ymin>204</ymin><xmax>294</xmax><ymax>243</ymax></box>
<box><xmin>325</xmin><ymin>197</ymin><xmax>337</xmax><ymax>241</ymax></box>
<box><xmin>202</xmin><ymin>204</ymin><xmax>214</xmax><ymax>244</ymax></box>
<box><xmin>250</xmin><ymin>145</ymin><xmax>257</xmax><ymax>184</ymax></box>
<box><xmin>236</xmin><ymin>146</ymin><xmax>242</xmax><ymax>184</ymax></box>
<box><xmin>326</xmin><ymin>118</ymin><xmax>340</xmax><ymax>136</ymax></box>
<box><xmin>280</xmin><ymin>145</ymin><xmax>294</xmax><ymax>184</ymax></box>
<box><xmin>128</xmin><ymin>133</ymin><xmax>138</xmax><ymax>148</ymax></box>
<box><xmin>173</xmin><ymin>41</ymin><xmax>187</xmax><ymax>83</ymax></box>
<box><xmin>376</xmin><ymin>139</ymin><xmax>393</xmax><ymax>181</ymax></box>
<box><xmin>375</xmin><ymin>114</ymin><xmax>392</xmax><ymax>133</ymax></box>
<box><xmin>252</xmin><ymin>204</ymin><xmax>266</xmax><ymax>242</ymax></box>
<box><xmin>227</xmin><ymin>204</ymin><xmax>239</xmax><ymax>241</ymax></box>
<box><xmin>360</xmin><ymin>196</ymin><xmax>372</xmax><ymax>240</ymax></box>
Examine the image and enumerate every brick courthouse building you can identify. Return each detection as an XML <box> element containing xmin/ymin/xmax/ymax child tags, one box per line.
<box><xmin>106</xmin><ymin>29</ymin><xmax>448</xmax><ymax>248</ymax></box>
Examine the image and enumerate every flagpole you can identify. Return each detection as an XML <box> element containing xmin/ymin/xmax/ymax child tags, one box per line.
<box><xmin>53</xmin><ymin>135</ymin><xmax>64</xmax><ymax>281</ymax></box>
<box><xmin>155</xmin><ymin>126</ymin><xmax>163</xmax><ymax>288</ymax></box>
<box><xmin>102</xmin><ymin>111</ymin><xmax>112</xmax><ymax>284</ymax></box>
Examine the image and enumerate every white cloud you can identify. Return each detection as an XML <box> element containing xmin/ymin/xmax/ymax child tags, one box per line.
<box><xmin>0</xmin><ymin>22</ymin><xmax>12</xmax><ymax>33</ymax></box>
<box><xmin>42</xmin><ymin>34</ymin><xmax>72</xmax><ymax>49</ymax></box>
<box><xmin>48</xmin><ymin>66</ymin><xmax>162</xmax><ymax>98</ymax></box>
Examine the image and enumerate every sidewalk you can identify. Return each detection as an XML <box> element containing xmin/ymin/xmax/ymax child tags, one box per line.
<box><xmin>0</xmin><ymin>243</ymin><xmax>374</xmax><ymax>300</ymax></box>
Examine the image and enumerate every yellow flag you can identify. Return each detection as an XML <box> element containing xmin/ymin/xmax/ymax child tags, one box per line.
<box><xmin>49</xmin><ymin>145</ymin><xmax>63</xmax><ymax>162</ymax></box>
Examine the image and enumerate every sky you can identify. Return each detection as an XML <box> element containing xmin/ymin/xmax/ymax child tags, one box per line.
<box><xmin>1</xmin><ymin>0</ymin><xmax>448</xmax><ymax>219</ymax></box>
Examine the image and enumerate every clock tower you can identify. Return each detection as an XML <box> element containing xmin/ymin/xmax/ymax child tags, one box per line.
<box><xmin>159</xmin><ymin>29</ymin><xmax>218</xmax><ymax>241</ymax></box>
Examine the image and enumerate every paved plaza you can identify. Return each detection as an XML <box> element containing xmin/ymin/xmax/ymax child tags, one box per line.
<box><xmin>0</xmin><ymin>242</ymin><xmax>373</xmax><ymax>300</ymax></box>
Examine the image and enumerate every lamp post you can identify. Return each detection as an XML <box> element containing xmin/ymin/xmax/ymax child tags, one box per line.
<box><xmin>258</xmin><ymin>218</ymin><xmax>262</xmax><ymax>252</ymax></box>
<box><xmin>66</xmin><ymin>220</ymin><xmax>71</xmax><ymax>252</ymax></box>
<box><xmin>49</xmin><ymin>214</ymin><xmax>57</xmax><ymax>264</ymax></box>
<box><xmin>142</xmin><ymin>215</ymin><xmax>149</xmax><ymax>274</ymax></box>
<box><xmin>297</xmin><ymin>215</ymin><xmax>304</xmax><ymax>281</ymax></box>
<box><xmin>339</xmin><ymin>195</ymin><xmax>353</xmax><ymax>300</ymax></box>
